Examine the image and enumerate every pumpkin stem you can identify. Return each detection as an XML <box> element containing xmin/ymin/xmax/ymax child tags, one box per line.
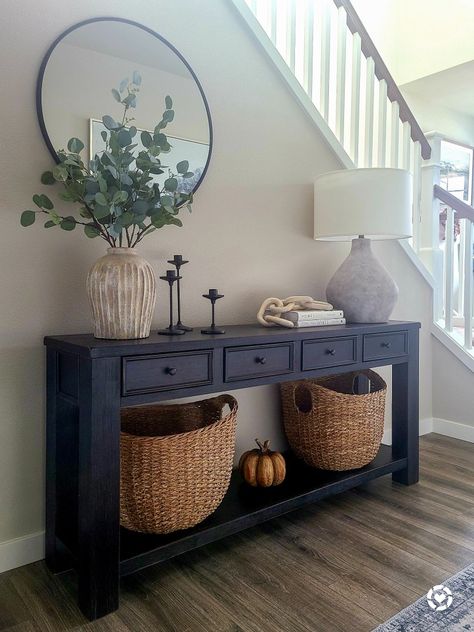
<box><xmin>255</xmin><ymin>438</ymin><xmax>270</xmax><ymax>453</ymax></box>
<box><xmin>255</xmin><ymin>438</ymin><xmax>265</xmax><ymax>452</ymax></box>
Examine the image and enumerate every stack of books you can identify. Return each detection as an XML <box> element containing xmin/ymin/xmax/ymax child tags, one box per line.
<box><xmin>280</xmin><ymin>309</ymin><xmax>345</xmax><ymax>328</ymax></box>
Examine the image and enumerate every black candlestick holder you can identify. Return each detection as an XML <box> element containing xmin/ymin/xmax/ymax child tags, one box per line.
<box><xmin>158</xmin><ymin>270</ymin><xmax>185</xmax><ymax>336</ymax></box>
<box><xmin>167</xmin><ymin>254</ymin><xmax>193</xmax><ymax>332</ymax></box>
<box><xmin>201</xmin><ymin>289</ymin><xmax>225</xmax><ymax>335</ymax></box>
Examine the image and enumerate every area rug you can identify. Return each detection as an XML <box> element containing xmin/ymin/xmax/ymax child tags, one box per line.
<box><xmin>373</xmin><ymin>564</ymin><xmax>474</xmax><ymax>631</ymax></box>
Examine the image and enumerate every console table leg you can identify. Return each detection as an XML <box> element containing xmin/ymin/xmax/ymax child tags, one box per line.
<box><xmin>45</xmin><ymin>348</ymin><xmax>63</xmax><ymax>573</ymax></box>
<box><xmin>78</xmin><ymin>357</ymin><xmax>121</xmax><ymax>620</ymax></box>
<box><xmin>392</xmin><ymin>328</ymin><xmax>419</xmax><ymax>485</ymax></box>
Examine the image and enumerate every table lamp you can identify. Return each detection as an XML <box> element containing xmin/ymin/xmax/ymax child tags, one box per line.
<box><xmin>314</xmin><ymin>168</ymin><xmax>412</xmax><ymax>323</ymax></box>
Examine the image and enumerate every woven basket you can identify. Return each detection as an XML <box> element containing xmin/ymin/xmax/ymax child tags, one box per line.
<box><xmin>280</xmin><ymin>370</ymin><xmax>386</xmax><ymax>471</ymax></box>
<box><xmin>120</xmin><ymin>394</ymin><xmax>238</xmax><ymax>534</ymax></box>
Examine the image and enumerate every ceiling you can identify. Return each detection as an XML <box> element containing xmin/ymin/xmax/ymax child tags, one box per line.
<box><xmin>351</xmin><ymin>0</ymin><xmax>474</xmax><ymax>86</ymax></box>
<box><xmin>401</xmin><ymin>61</ymin><xmax>474</xmax><ymax>118</ymax></box>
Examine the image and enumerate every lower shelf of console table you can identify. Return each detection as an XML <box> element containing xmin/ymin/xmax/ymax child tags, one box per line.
<box><xmin>119</xmin><ymin>445</ymin><xmax>406</xmax><ymax>576</ymax></box>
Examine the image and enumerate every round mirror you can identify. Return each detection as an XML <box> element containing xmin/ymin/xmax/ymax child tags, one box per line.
<box><xmin>36</xmin><ymin>18</ymin><xmax>213</xmax><ymax>194</ymax></box>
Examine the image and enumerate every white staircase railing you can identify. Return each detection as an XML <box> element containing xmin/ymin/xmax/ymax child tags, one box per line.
<box><xmin>233</xmin><ymin>0</ymin><xmax>431</xmax><ymax>254</ymax></box>
<box><xmin>433</xmin><ymin>185</ymin><xmax>474</xmax><ymax>353</ymax></box>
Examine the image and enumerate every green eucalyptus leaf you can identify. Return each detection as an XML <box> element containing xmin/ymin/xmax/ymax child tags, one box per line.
<box><xmin>79</xmin><ymin>207</ymin><xmax>92</xmax><ymax>218</ymax></box>
<box><xmin>109</xmin><ymin>132</ymin><xmax>120</xmax><ymax>153</ymax></box>
<box><xmin>106</xmin><ymin>165</ymin><xmax>118</xmax><ymax>179</ymax></box>
<box><xmin>129</xmin><ymin>126</ymin><xmax>137</xmax><ymax>138</ymax></box>
<box><xmin>154</xmin><ymin>132</ymin><xmax>167</xmax><ymax>147</ymax></box>
<box><xmin>84</xmin><ymin>224</ymin><xmax>100</xmax><ymax>238</ymax></box>
<box><xmin>95</xmin><ymin>192</ymin><xmax>107</xmax><ymax>206</ymax></box>
<box><xmin>85</xmin><ymin>180</ymin><xmax>100</xmax><ymax>195</ymax></box>
<box><xmin>60</xmin><ymin>216</ymin><xmax>76</xmax><ymax>231</ymax></box>
<box><xmin>41</xmin><ymin>171</ymin><xmax>55</xmax><ymax>185</ymax></box>
<box><xmin>44</xmin><ymin>220</ymin><xmax>56</xmax><ymax>228</ymax></box>
<box><xmin>111</xmin><ymin>88</ymin><xmax>121</xmax><ymax>102</ymax></box>
<box><xmin>102</xmin><ymin>115</ymin><xmax>120</xmax><ymax>130</ymax></box>
<box><xmin>21</xmin><ymin>210</ymin><xmax>36</xmax><ymax>227</ymax></box>
<box><xmin>40</xmin><ymin>194</ymin><xmax>54</xmax><ymax>210</ymax></box>
<box><xmin>165</xmin><ymin>95</ymin><xmax>172</xmax><ymax>109</ymax></box>
<box><xmin>133</xmin><ymin>199</ymin><xmax>149</xmax><ymax>214</ymax></box>
<box><xmin>52</xmin><ymin>165</ymin><xmax>68</xmax><ymax>181</ymax></box>
<box><xmin>117</xmin><ymin>129</ymin><xmax>132</xmax><ymax>147</ymax></box>
<box><xmin>113</xmin><ymin>190</ymin><xmax>128</xmax><ymax>204</ymax></box>
<box><xmin>163</xmin><ymin>109</ymin><xmax>174</xmax><ymax>123</ymax></box>
<box><xmin>122</xmin><ymin>94</ymin><xmax>136</xmax><ymax>108</ymax></box>
<box><xmin>132</xmin><ymin>70</ymin><xmax>142</xmax><ymax>85</ymax></box>
<box><xmin>168</xmin><ymin>217</ymin><xmax>183</xmax><ymax>227</ymax></box>
<box><xmin>183</xmin><ymin>171</ymin><xmax>195</xmax><ymax>178</ymax></box>
<box><xmin>140</xmin><ymin>131</ymin><xmax>153</xmax><ymax>148</ymax></box>
<box><xmin>119</xmin><ymin>78</ymin><xmax>129</xmax><ymax>93</ymax></box>
<box><xmin>164</xmin><ymin>178</ymin><xmax>178</xmax><ymax>192</ymax></box>
<box><xmin>120</xmin><ymin>173</ymin><xmax>133</xmax><ymax>186</ymax></box>
<box><xmin>108</xmin><ymin>223</ymin><xmax>122</xmax><ymax>238</ymax></box>
<box><xmin>100</xmin><ymin>130</ymin><xmax>108</xmax><ymax>142</ymax></box>
<box><xmin>92</xmin><ymin>204</ymin><xmax>110</xmax><ymax>220</ymax></box>
<box><xmin>160</xmin><ymin>195</ymin><xmax>174</xmax><ymax>208</ymax></box>
<box><xmin>67</xmin><ymin>137</ymin><xmax>85</xmax><ymax>153</ymax></box>
<box><xmin>97</xmin><ymin>174</ymin><xmax>108</xmax><ymax>193</ymax></box>
<box><xmin>117</xmin><ymin>211</ymin><xmax>133</xmax><ymax>227</ymax></box>
<box><xmin>176</xmin><ymin>160</ymin><xmax>189</xmax><ymax>174</ymax></box>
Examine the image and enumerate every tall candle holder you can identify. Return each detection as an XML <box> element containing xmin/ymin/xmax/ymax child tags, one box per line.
<box><xmin>167</xmin><ymin>254</ymin><xmax>193</xmax><ymax>332</ymax></box>
<box><xmin>201</xmin><ymin>289</ymin><xmax>225</xmax><ymax>335</ymax></box>
<box><xmin>158</xmin><ymin>270</ymin><xmax>185</xmax><ymax>336</ymax></box>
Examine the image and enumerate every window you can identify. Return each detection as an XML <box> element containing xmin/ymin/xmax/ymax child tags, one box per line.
<box><xmin>439</xmin><ymin>139</ymin><xmax>474</xmax><ymax>204</ymax></box>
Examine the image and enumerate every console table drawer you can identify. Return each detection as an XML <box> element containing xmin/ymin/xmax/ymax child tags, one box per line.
<box><xmin>225</xmin><ymin>343</ymin><xmax>294</xmax><ymax>382</ymax></box>
<box><xmin>363</xmin><ymin>331</ymin><xmax>408</xmax><ymax>361</ymax></box>
<box><xmin>122</xmin><ymin>350</ymin><xmax>213</xmax><ymax>395</ymax></box>
<box><xmin>302</xmin><ymin>336</ymin><xmax>357</xmax><ymax>370</ymax></box>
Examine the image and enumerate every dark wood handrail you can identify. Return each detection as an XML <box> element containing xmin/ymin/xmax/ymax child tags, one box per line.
<box><xmin>434</xmin><ymin>185</ymin><xmax>474</xmax><ymax>222</ymax></box>
<box><xmin>334</xmin><ymin>0</ymin><xmax>431</xmax><ymax>160</ymax></box>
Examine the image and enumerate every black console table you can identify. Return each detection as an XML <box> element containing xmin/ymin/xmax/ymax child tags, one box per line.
<box><xmin>44</xmin><ymin>320</ymin><xmax>419</xmax><ymax>620</ymax></box>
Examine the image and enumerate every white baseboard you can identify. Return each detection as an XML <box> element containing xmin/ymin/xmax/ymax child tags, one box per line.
<box><xmin>432</xmin><ymin>417</ymin><xmax>474</xmax><ymax>443</ymax></box>
<box><xmin>382</xmin><ymin>417</ymin><xmax>433</xmax><ymax>445</ymax></box>
<box><xmin>0</xmin><ymin>531</ymin><xmax>44</xmax><ymax>574</ymax></box>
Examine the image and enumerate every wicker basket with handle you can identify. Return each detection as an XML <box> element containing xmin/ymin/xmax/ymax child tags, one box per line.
<box><xmin>280</xmin><ymin>370</ymin><xmax>386</xmax><ymax>471</ymax></box>
<box><xmin>120</xmin><ymin>394</ymin><xmax>238</xmax><ymax>534</ymax></box>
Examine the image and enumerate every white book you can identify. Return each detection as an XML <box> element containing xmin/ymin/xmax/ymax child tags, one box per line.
<box><xmin>282</xmin><ymin>310</ymin><xmax>344</xmax><ymax>323</ymax></box>
<box><xmin>292</xmin><ymin>318</ymin><xmax>346</xmax><ymax>328</ymax></box>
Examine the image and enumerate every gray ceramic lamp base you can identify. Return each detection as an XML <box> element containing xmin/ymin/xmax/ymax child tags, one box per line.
<box><xmin>326</xmin><ymin>238</ymin><xmax>398</xmax><ymax>323</ymax></box>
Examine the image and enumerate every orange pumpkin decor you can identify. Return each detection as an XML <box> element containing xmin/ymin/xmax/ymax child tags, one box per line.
<box><xmin>239</xmin><ymin>439</ymin><xmax>286</xmax><ymax>487</ymax></box>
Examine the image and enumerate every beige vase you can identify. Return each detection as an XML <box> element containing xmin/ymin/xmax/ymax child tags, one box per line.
<box><xmin>87</xmin><ymin>247</ymin><xmax>156</xmax><ymax>340</ymax></box>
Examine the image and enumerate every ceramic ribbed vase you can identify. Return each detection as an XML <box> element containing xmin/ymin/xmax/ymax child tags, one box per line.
<box><xmin>87</xmin><ymin>248</ymin><xmax>156</xmax><ymax>340</ymax></box>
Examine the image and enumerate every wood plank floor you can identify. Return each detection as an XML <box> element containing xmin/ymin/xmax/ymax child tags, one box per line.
<box><xmin>1</xmin><ymin>434</ymin><xmax>473</xmax><ymax>632</ymax></box>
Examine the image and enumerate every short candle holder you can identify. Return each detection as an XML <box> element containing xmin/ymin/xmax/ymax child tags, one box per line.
<box><xmin>158</xmin><ymin>270</ymin><xmax>185</xmax><ymax>336</ymax></box>
<box><xmin>201</xmin><ymin>289</ymin><xmax>225</xmax><ymax>335</ymax></box>
<box><xmin>167</xmin><ymin>254</ymin><xmax>193</xmax><ymax>332</ymax></box>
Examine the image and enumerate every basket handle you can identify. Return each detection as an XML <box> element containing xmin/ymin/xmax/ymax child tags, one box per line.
<box><xmin>214</xmin><ymin>394</ymin><xmax>239</xmax><ymax>416</ymax></box>
<box><xmin>350</xmin><ymin>370</ymin><xmax>377</xmax><ymax>395</ymax></box>
<box><xmin>293</xmin><ymin>381</ymin><xmax>314</xmax><ymax>414</ymax></box>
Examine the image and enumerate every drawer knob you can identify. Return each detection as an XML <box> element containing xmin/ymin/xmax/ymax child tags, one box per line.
<box><xmin>381</xmin><ymin>341</ymin><xmax>391</xmax><ymax>349</ymax></box>
<box><xmin>165</xmin><ymin>367</ymin><xmax>177</xmax><ymax>376</ymax></box>
<box><xmin>326</xmin><ymin>348</ymin><xmax>336</xmax><ymax>356</ymax></box>
<box><xmin>255</xmin><ymin>356</ymin><xmax>267</xmax><ymax>365</ymax></box>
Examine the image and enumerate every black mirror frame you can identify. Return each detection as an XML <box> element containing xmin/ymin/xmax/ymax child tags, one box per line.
<box><xmin>36</xmin><ymin>16</ymin><xmax>213</xmax><ymax>195</ymax></box>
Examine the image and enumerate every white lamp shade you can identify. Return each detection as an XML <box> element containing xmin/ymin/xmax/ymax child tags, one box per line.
<box><xmin>314</xmin><ymin>168</ymin><xmax>413</xmax><ymax>241</ymax></box>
